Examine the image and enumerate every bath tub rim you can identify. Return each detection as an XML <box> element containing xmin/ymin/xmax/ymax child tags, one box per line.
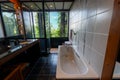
<box><xmin>56</xmin><ymin>45</ymin><xmax>99</xmax><ymax>79</ymax></box>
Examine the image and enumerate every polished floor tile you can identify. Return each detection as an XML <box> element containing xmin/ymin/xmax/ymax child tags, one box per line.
<box><xmin>26</xmin><ymin>53</ymin><xmax>58</xmax><ymax>80</ymax></box>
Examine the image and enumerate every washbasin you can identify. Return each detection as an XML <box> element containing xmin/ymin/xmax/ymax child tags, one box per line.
<box><xmin>19</xmin><ymin>39</ymin><xmax>37</xmax><ymax>45</ymax></box>
<box><xmin>19</xmin><ymin>41</ymin><xmax>31</xmax><ymax>45</ymax></box>
<box><xmin>0</xmin><ymin>45</ymin><xmax>22</xmax><ymax>59</ymax></box>
<box><xmin>9</xmin><ymin>45</ymin><xmax>22</xmax><ymax>52</ymax></box>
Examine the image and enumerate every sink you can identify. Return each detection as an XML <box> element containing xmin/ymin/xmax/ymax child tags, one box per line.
<box><xmin>0</xmin><ymin>45</ymin><xmax>22</xmax><ymax>59</ymax></box>
<box><xmin>19</xmin><ymin>41</ymin><xmax>31</xmax><ymax>45</ymax></box>
<box><xmin>9</xmin><ymin>45</ymin><xmax>22</xmax><ymax>52</ymax></box>
<box><xmin>19</xmin><ymin>39</ymin><xmax>37</xmax><ymax>45</ymax></box>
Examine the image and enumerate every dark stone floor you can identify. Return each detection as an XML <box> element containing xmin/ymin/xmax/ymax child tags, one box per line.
<box><xmin>25</xmin><ymin>53</ymin><xmax>58</xmax><ymax>80</ymax></box>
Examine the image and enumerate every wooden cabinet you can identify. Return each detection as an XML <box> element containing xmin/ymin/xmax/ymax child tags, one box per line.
<box><xmin>0</xmin><ymin>40</ymin><xmax>40</xmax><ymax>80</ymax></box>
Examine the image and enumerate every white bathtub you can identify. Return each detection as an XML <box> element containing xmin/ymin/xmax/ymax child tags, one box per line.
<box><xmin>56</xmin><ymin>45</ymin><xmax>99</xmax><ymax>79</ymax></box>
<box><xmin>113</xmin><ymin>62</ymin><xmax>120</xmax><ymax>79</ymax></box>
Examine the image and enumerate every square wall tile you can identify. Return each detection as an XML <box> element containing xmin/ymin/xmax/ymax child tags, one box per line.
<box><xmin>84</xmin><ymin>45</ymin><xmax>92</xmax><ymax>63</ymax></box>
<box><xmin>97</xmin><ymin>0</ymin><xmax>114</xmax><ymax>14</ymax></box>
<box><xmin>78</xmin><ymin>42</ymin><xmax>84</xmax><ymax>56</ymax></box>
<box><xmin>92</xmin><ymin>34</ymin><xmax>108</xmax><ymax>56</ymax></box>
<box><xmin>95</xmin><ymin>10</ymin><xmax>113</xmax><ymax>34</ymax></box>
<box><xmin>86</xmin><ymin>16</ymin><xmax>96</xmax><ymax>33</ymax></box>
<box><xmin>85</xmin><ymin>32</ymin><xmax>94</xmax><ymax>47</ymax></box>
<box><xmin>81</xmin><ymin>0</ymin><xmax>88</xmax><ymax>20</ymax></box>
<box><xmin>86</xmin><ymin>0</ymin><xmax>97</xmax><ymax>17</ymax></box>
<box><xmin>78</xmin><ymin>21</ymin><xmax>82</xmax><ymax>31</ymax></box>
<box><xmin>90</xmin><ymin>49</ymin><xmax>105</xmax><ymax>77</ymax></box>
<box><xmin>81</xmin><ymin>19</ymin><xmax>88</xmax><ymax>31</ymax></box>
<box><xmin>78</xmin><ymin>31</ymin><xmax>84</xmax><ymax>43</ymax></box>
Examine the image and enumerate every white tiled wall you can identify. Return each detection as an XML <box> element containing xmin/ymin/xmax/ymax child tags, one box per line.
<box><xmin>69</xmin><ymin>0</ymin><xmax>114</xmax><ymax>77</ymax></box>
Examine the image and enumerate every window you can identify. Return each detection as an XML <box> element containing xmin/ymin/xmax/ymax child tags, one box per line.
<box><xmin>2</xmin><ymin>12</ymin><xmax>19</xmax><ymax>37</ymax></box>
<box><xmin>23</xmin><ymin>11</ymin><xmax>34</xmax><ymax>38</ymax></box>
<box><xmin>23</xmin><ymin>11</ymin><xmax>44</xmax><ymax>38</ymax></box>
<box><xmin>45</xmin><ymin>12</ymin><xmax>50</xmax><ymax>38</ymax></box>
<box><xmin>33</xmin><ymin>12</ymin><xmax>40</xmax><ymax>38</ymax></box>
<box><xmin>49</xmin><ymin>11</ymin><xmax>68</xmax><ymax>37</ymax></box>
<box><xmin>23</xmin><ymin>11</ymin><xmax>69</xmax><ymax>38</ymax></box>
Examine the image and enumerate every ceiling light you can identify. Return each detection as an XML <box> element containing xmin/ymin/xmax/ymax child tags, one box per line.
<box><xmin>22</xmin><ymin>5</ymin><xmax>25</xmax><ymax>7</ymax></box>
<box><xmin>49</xmin><ymin>4</ymin><xmax>53</xmax><ymax>8</ymax></box>
<box><xmin>5</xmin><ymin>6</ymin><xmax>9</xmax><ymax>8</ymax></box>
<box><xmin>31</xmin><ymin>5</ymin><xmax>33</xmax><ymax>8</ymax></box>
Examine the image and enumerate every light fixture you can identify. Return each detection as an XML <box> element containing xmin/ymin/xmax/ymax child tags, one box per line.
<box><xmin>49</xmin><ymin>4</ymin><xmax>53</xmax><ymax>8</ymax></box>
<box><xmin>22</xmin><ymin>5</ymin><xmax>25</xmax><ymax>7</ymax></box>
<box><xmin>30</xmin><ymin>5</ymin><xmax>33</xmax><ymax>8</ymax></box>
<box><xmin>18</xmin><ymin>7</ymin><xmax>20</xmax><ymax>9</ymax></box>
<box><xmin>4</xmin><ymin>5</ymin><xmax>9</xmax><ymax>8</ymax></box>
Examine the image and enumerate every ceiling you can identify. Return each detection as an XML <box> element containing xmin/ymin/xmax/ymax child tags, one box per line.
<box><xmin>0</xmin><ymin>0</ymin><xmax>74</xmax><ymax>11</ymax></box>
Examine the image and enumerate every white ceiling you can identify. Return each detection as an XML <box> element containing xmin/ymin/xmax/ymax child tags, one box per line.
<box><xmin>55</xmin><ymin>2</ymin><xmax>63</xmax><ymax>9</ymax></box>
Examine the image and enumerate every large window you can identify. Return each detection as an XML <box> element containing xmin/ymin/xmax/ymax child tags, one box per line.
<box><xmin>49</xmin><ymin>11</ymin><xmax>68</xmax><ymax>37</ymax></box>
<box><xmin>23</xmin><ymin>11</ymin><xmax>68</xmax><ymax>38</ymax></box>
<box><xmin>33</xmin><ymin>12</ymin><xmax>40</xmax><ymax>38</ymax></box>
<box><xmin>45</xmin><ymin>12</ymin><xmax>50</xmax><ymax>38</ymax></box>
<box><xmin>23</xmin><ymin>11</ymin><xmax>44</xmax><ymax>38</ymax></box>
<box><xmin>23</xmin><ymin>11</ymin><xmax>34</xmax><ymax>38</ymax></box>
<box><xmin>2</xmin><ymin>12</ymin><xmax>19</xmax><ymax>37</ymax></box>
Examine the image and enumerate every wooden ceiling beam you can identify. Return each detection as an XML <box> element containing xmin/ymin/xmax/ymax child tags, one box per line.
<box><xmin>0</xmin><ymin>0</ymin><xmax>74</xmax><ymax>2</ymax></box>
<box><xmin>9</xmin><ymin>0</ymin><xmax>21</xmax><ymax>10</ymax></box>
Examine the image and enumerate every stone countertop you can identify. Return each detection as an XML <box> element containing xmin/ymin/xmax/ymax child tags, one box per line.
<box><xmin>0</xmin><ymin>39</ymin><xmax>39</xmax><ymax>66</ymax></box>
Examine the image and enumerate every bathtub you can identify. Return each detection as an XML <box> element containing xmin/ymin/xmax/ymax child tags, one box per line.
<box><xmin>113</xmin><ymin>62</ymin><xmax>120</xmax><ymax>79</ymax></box>
<box><xmin>56</xmin><ymin>45</ymin><xmax>99</xmax><ymax>79</ymax></box>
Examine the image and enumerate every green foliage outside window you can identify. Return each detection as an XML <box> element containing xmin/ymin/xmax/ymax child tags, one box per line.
<box><xmin>2</xmin><ymin>12</ymin><xmax>19</xmax><ymax>37</ymax></box>
<box><xmin>3</xmin><ymin>11</ymin><xmax>68</xmax><ymax>38</ymax></box>
<box><xmin>23</xmin><ymin>11</ymin><xmax>68</xmax><ymax>38</ymax></box>
<box><xmin>33</xmin><ymin>12</ymin><xmax>40</xmax><ymax>38</ymax></box>
<box><xmin>46</xmin><ymin>12</ymin><xmax>68</xmax><ymax>38</ymax></box>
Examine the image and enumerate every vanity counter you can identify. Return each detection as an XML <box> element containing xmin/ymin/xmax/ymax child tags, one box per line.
<box><xmin>0</xmin><ymin>39</ymin><xmax>40</xmax><ymax>66</ymax></box>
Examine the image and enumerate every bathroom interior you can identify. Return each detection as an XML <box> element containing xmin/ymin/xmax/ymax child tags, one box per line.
<box><xmin>0</xmin><ymin>0</ymin><xmax>120</xmax><ymax>80</ymax></box>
